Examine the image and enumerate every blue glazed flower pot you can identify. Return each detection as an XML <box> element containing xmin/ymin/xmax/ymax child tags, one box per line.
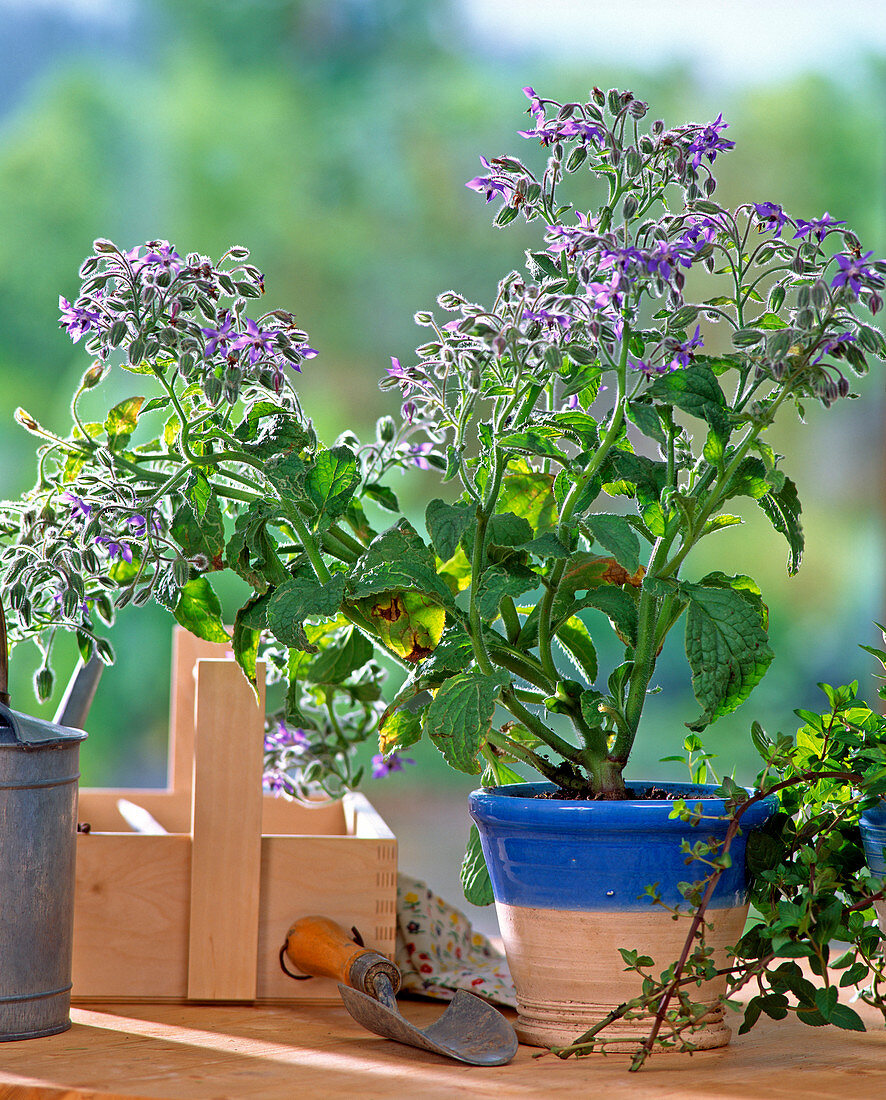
<box><xmin>469</xmin><ymin>780</ymin><xmax>777</xmax><ymax>1050</ymax></box>
<box><xmin>859</xmin><ymin>800</ymin><xmax>886</xmax><ymax>930</ymax></box>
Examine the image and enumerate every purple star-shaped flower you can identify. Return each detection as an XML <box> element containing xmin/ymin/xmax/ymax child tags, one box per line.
<box><xmin>95</xmin><ymin>536</ymin><xmax>133</xmax><ymax>563</ymax></box>
<box><xmin>686</xmin><ymin>113</ymin><xmax>735</xmax><ymax>170</ymax></box>
<box><xmin>264</xmin><ymin>721</ymin><xmax>308</xmax><ymax>751</ymax></box>
<box><xmin>812</xmin><ymin>331</ymin><xmax>856</xmax><ymax>365</ymax></box>
<box><xmin>753</xmin><ymin>202</ymin><xmax>789</xmax><ymax>238</ymax></box>
<box><xmin>409</xmin><ymin>442</ymin><xmax>435</xmax><ymax>469</ymax></box>
<box><xmin>523</xmin><ymin>308</ymin><xmax>572</xmax><ymax>330</ymax></box>
<box><xmin>231</xmin><ymin>318</ymin><xmax>276</xmax><ymax>365</ymax></box>
<box><xmin>59</xmin><ymin>296</ymin><xmax>101</xmax><ymax>342</ymax></box>
<box><xmin>62</xmin><ymin>492</ymin><xmax>93</xmax><ymax>521</ymax></box>
<box><xmin>465</xmin><ymin>157</ymin><xmax>512</xmax><ymax>204</ymax></box>
<box><xmin>201</xmin><ymin>312</ymin><xmax>236</xmax><ymax>357</ymax></box>
<box><xmin>387</xmin><ymin>356</ymin><xmax>417</xmax><ymax>397</ymax></box>
<box><xmin>371</xmin><ymin>752</ymin><xmax>415</xmax><ymax>778</ymax></box>
<box><xmin>672</xmin><ymin>325</ymin><xmax>704</xmax><ymax>367</ymax></box>
<box><xmin>143</xmin><ymin>240</ymin><xmax>182</xmax><ymax>273</ymax></box>
<box><xmin>831</xmin><ymin>251</ymin><xmax>875</xmax><ymax>297</ymax></box>
<box><xmin>127</xmin><ymin>512</ymin><xmax>162</xmax><ymax>538</ymax></box>
<box><xmin>794</xmin><ymin>212</ymin><xmax>845</xmax><ymax>243</ymax></box>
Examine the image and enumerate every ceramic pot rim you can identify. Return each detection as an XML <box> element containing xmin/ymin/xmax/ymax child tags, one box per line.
<box><xmin>469</xmin><ymin>779</ymin><xmax>778</xmax><ymax>832</ymax></box>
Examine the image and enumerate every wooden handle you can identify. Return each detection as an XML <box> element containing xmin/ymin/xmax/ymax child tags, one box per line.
<box><xmin>284</xmin><ymin>917</ymin><xmax>399</xmax><ymax>992</ymax></box>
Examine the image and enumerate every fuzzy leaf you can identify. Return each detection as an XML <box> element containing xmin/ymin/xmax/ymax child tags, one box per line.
<box><xmin>426</xmin><ymin>499</ymin><xmax>473</xmax><ymax>561</ymax></box>
<box><xmin>758</xmin><ymin>475</ymin><xmax>804</xmax><ymax>575</ymax></box>
<box><xmin>232</xmin><ymin>602</ymin><xmax>262</xmax><ymax>690</ymax></box>
<box><xmin>495</xmin><ymin>469</ymin><xmax>558</xmax><ymax>534</ymax></box>
<box><xmin>266</xmin><ymin>574</ymin><xmax>347</xmax><ymax>649</ymax></box>
<box><xmin>683</xmin><ymin>581</ymin><xmax>774</xmax><ymax>730</ymax></box>
<box><xmin>105</xmin><ymin>396</ymin><xmax>144</xmax><ymax>450</ymax></box>
<box><xmin>475</xmin><ymin>564</ymin><xmax>538</xmax><ymax>620</ymax></box>
<box><xmin>582</xmin><ymin>514</ymin><xmax>641</xmax><ymax>574</ymax></box>
<box><xmin>555</xmin><ymin>616</ymin><xmax>598</xmax><ymax>682</ymax></box>
<box><xmin>304</xmin><ymin>446</ymin><xmax>360</xmax><ymax>520</ymax></box>
<box><xmin>378</xmin><ymin>704</ymin><xmax>425</xmax><ymax>756</ymax></box>
<box><xmin>307</xmin><ymin>626</ymin><xmax>373</xmax><ymax>684</ymax></box>
<box><xmin>650</xmin><ymin>364</ymin><xmax>729</xmax><ymax>440</ymax></box>
<box><xmin>425</xmin><ymin>669</ymin><xmax>509</xmax><ymax>774</ymax></box>
<box><xmin>461</xmin><ymin>825</ymin><xmax>494</xmax><ymax>906</ymax></box>
<box><xmin>173</xmin><ymin>577</ymin><xmax>229</xmax><ymax>644</ymax></box>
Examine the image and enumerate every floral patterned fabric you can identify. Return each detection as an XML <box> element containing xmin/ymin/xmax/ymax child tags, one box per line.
<box><xmin>395</xmin><ymin>874</ymin><xmax>516</xmax><ymax>1007</ymax></box>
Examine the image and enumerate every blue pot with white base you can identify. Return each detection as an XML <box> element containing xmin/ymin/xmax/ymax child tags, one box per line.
<box><xmin>859</xmin><ymin>801</ymin><xmax>886</xmax><ymax>930</ymax></box>
<box><xmin>469</xmin><ymin>780</ymin><xmax>777</xmax><ymax>1050</ymax></box>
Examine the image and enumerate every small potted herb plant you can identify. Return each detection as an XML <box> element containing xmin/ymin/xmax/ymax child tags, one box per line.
<box><xmin>1</xmin><ymin>85</ymin><xmax>884</xmax><ymax>1052</ymax></box>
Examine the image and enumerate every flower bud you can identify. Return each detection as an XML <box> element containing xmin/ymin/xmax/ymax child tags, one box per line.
<box><xmin>376</xmin><ymin>416</ymin><xmax>397</xmax><ymax>443</ymax></box>
<box><xmin>34</xmin><ymin>667</ymin><xmax>54</xmax><ymax>702</ymax></box>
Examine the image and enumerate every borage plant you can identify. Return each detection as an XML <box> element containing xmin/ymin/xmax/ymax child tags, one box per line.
<box><xmin>0</xmin><ymin>86</ymin><xmax>884</xmax><ymax>810</ymax></box>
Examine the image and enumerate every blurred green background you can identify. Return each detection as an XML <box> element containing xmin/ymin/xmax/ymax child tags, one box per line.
<box><xmin>1</xmin><ymin>0</ymin><xmax>884</xmax><ymax>929</ymax></box>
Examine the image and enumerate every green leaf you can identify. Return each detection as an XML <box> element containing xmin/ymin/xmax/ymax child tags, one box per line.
<box><xmin>754</xmin><ymin>311</ymin><xmax>789</xmax><ymax>330</ymax></box>
<box><xmin>239</xmin><ymin>408</ymin><xmax>313</xmax><ymax>453</ymax></box>
<box><xmin>570</xmin><ymin>585</ymin><xmax>639</xmax><ymax>648</ymax></box>
<box><xmin>813</xmin><ymin>985</ymin><xmax>839</xmax><ymax>1021</ymax></box>
<box><xmin>495</xmin><ymin>469</ymin><xmax>558</xmax><ymax>534</ymax></box>
<box><xmin>582</xmin><ymin>514</ymin><xmax>641</xmax><ymax>574</ymax></box>
<box><xmin>378</xmin><ymin>704</ymin><xmax>425</xmax><ymax>755</ymax></box>
<box><xmin>723</xmin><ymin>457</ymin><xmax>770</xmax><ymax>502</ymax></box>
<box><xmin>702</xmin><ymin>514</ymin><xmax>743</xmax><ymax>537</ymax></box>
<box><xmin>263</xmin><ymin>451</ymin><xmax>306</xmax><ymax>498</ymax></box>
<box><xmin>425</xmin><ymin>669</ymin><xmax>509</xmax><ymax>774</ymax></box>
<box><xmin>461</xmin><ymin>825</ymin><xmax>494</xmax><ymax>906</ymax></box>
<box><xmin>306</xmin><ymin>626</ymin><xmax>373</xmax><ymax>684</ymax></box>
<box><xmin>555</xmin><ymin>616</ymin><xmax>598</xmax><ymax>682</ymax></box>
<box><xmin>830</xmin><ymin>1004</ymin><xmax>866</xmax><ymax>1031</ymax></box>
<box><xmin>426</xmin><ymin>499</ymin><xmax>473</xmax><ymax>561</ymax></box>
<box><xmin>225</xmin><ymin>500</ymin><xmax>288</xmax><ymax>591</ymax></box>
<box><xmin>703</xmin><ymin>429</ymin><xmax>725</xmax><ymax>467</ymax></box>
<box><xmin>476</xmin><ymin>564</ymin><xmax>538</xmax><ymax>620</ymax></box>
<box><xmin>682</xmin><ymin>581</ymin><xmax>774</xmax><ymax>730</ymax></box>
<box><xmin>232</xmin><ymin>602</ymin><xmax>262</xmax><ymax>690</ymax></box>
<box><xmin>105</xmin><ymin>396</ymin><xmax>144</xmax><ymax>450</ymax></box>
<box><xmin>758</xmin><ymin>475</ymin><xmax>804</xmax><ymax>575</ymax></box>
<box><xmin>650</xmin><ymin>364</ymin><xmax>730</xmax><ymax>440</ymax></box>
<box><xmin>364</xmin><ymin>482</ymin><xmax>400</xmax><ymax>512</ymax></box>
<box><xmin>498</xmin><ymin>431</ymin><xmax>571</xmax><ymax>464</ymax></box>
<box><xmin>266</xmin><ymin>574</ymin><xmax>347</xmax><ymax>649</ymax></box>
<box><xmin>626</xmin><ymin>399</ymin><xmax>667</xmax><ymax>445</ymax></box>
<box><xmin>525</xmin><ymin>532</ymin><xmax>571</xmax><ymax>559</ymax></box>
<box><xmin>184</xmin><ymin>470</ymin><xmax>213</xmax><ymax>522</ymax></box>
<box><xmin>487</xmin><ymin>511</ymin><xmax>534</xmax><ymax>548</ymax></box>
<box><xmin>304</xmin><ymin>446</ymin><xmax>360</xmax><ymax>521</ymax></box>
<box><xmin>171</xmin><ymin>499</ymin><xmax>225</xmax><ymax>563</ymax></box>
<box><xmin>173</xmin><ymin>577</ymin><xmax>230</xmax><ymax>644</ymax></box>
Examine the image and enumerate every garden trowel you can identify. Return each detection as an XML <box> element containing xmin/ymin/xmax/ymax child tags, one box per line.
<box><xmin>282</xmin><ymin>916</ymin><xmax>518</xmax><ymax>1065</ymax></box>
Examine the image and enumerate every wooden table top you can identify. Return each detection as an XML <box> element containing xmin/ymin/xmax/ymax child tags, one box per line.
<box><xmin>0</xmin><ymin>995</ymin><xmax>884</xmax><ymax>1100</ymax></box>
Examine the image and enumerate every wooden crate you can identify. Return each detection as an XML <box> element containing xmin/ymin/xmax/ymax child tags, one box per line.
<box><xmin>72</xmin><ymin>627</ymin><xmax>397</xmax><ymax>1004</ymax></box>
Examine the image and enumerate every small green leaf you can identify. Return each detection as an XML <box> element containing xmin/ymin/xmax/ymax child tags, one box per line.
<box><xmin>487</xmin><ymin>511</ymin><xmax>534</xmax><ymax>548</ymax></box>
<box><xmin>555</xmin><ymin>616</ymin><xmax>598</xmax><ymax>682</ymax></box>
<box><xmin>650</xmin><ymin>364</ymin><xmax>730</xmax><ymax>440</ymax></box>
<box><xmin>498</xmin><ymin>431</ymin><xmax>571</xmax><ymax>464</ymax></box>
<box><xmin>266</xmin><ymin>574</ymin><xmax>347</xmax><ymax>648</ymax></box>
<box><xmin>582</xmin><ymin>514</ymin><xmax>641</xmax><ymax>574</ymax></box>
<box><xmin>105</xmin><ymin>396</ymin><xmax>144</xmax><ymax>450</ymax></box>
<box><xmin>173</xmin><ymin>577</ymin><xmax>229</xmax><ymax>644</ymax></box>
<box><xmin>378</xmin><ymin>704</ymin><xmax>425</xmax><ymax>755</ymax></box>
<box><xmin>304</xmin><ymin>446</ymin><xmax>360</xmax><ymax>521</ymax></box>
<box><xmin>425</xmin><ymin>669</ymin><xmax>509</xmax><ymax>774</ymax></box>
<box><xmin>184</xmin><ymin>470</ymin><xmax>213</xmax><ymax>521</ymax></box>
<box><xmin>232</xmin><ymin>603</ymin><xmax>262</xmax><ymax>690</ymax></box>
<box><xmin>475</xmin><ymin>564</ymin><xmax>538</xmax><ymax>620</ymax></box>
<box><xmin>461</xmin><ymin>825</ymin><xmax>495</xmax><ymax>906</ymax></box>
<box><xmin>364</xmin><ymin>482</ymin><xmax>400</xmax><ymax>512</ymax></box>
<box><xmin>426</xmin><ymin>499</ymin><xmax>473</xmax><ymax>561</ymax></box>
<box><xmin>682</xmin><ymin>581</ymin><xmax>774</xmax><ymax>730</ymax></box>
<box><xmin>758</xmin><ymin>475</ymin><xmax>804</xmax><ymax>575</ymax></box>
<box><xmin>307</xmin><ymin>626</ymin><xmax>373</xmax><ymax>684</ymax></box>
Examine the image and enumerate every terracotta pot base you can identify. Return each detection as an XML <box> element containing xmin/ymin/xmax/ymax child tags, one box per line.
<box><xmin>497</xmin><ymin>901</ymin><xmax>746</xmax><ymax>1052</ymax></box>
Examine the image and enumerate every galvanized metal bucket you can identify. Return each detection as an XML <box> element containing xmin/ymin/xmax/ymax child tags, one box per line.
<box><xmin>0</xmin><ymin>601</ymin><xmax>87</xmax><ymax>1041</ymax></box>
